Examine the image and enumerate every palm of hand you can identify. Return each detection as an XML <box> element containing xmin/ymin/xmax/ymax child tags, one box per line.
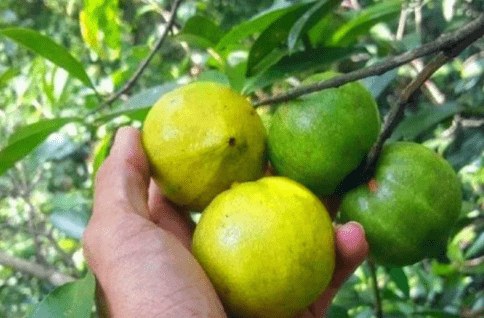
<box><xmin>83</xmin><ymin>127</ymin><xmax>368</xmax><ymax>318</ymax></box>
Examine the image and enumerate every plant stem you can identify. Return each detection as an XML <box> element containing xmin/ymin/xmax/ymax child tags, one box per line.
<box><xmin>368</xmin><ymin>259</ymin><xmax>383</xmax><ymax>318</ymax></box>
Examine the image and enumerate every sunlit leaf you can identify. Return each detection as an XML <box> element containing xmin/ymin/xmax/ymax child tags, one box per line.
<box><xmin>287</xmin><ymin>0</ymin><xmax>342</xmax><ymax>51</ymax></box>
<box><xmin>29</xmin><ymin>271</ymin><xmax>95</xmax><ymax>318</ymax></box>
<box><xmin>216</xmin><ymin>0</ymin><xmax>316</xmax><ymax>53</ymax></box>
<box><xmin>465</xmin><ymin>231</ymin><xmax>484</xmax><ymax>259</ymax></box>
<box><xmin>329</xmin><ymin>0</ymin><xmax>402</xmax><ymax>46</ymax></box>
<box><xmin>0</xmin><ymin>68</ymin><xmax>19</xmax><ymax>86</ymax></box>
<box><xmin>196</xmin><ymin>70</ymin><xmax>231</xmax><ymax>86</ymax></box>
<box><xmin>0</xmin><ymin>28</ymin><xmax>93</xmax><ymax>87</ymax></box>
<box><xmin>92</xmin><ymin>131</ymin><xmax>114</xmax><ymax>177</ymax></box>
<box><xmin>246</xmin><ymin>4</ymin><xmax>313</xmax><ymax>76</ymax></box>
<box><xmin>0</xmin><ymin>118</ymin><xmax>80</xmax><ymax>176</ymax></box>
<box><xmin>50</xmin><ymin>208</ymin><xmax>90</xmax><ymax>239</ymax></box>
<box><xmin>177</xmin><ymin>15</ymin><xmax>223</xmax><ymax>49</ymax></box>
<box><xmin>97</xmin><ymin>83</ymin><xmax>179</xmax><ymax>123</ymax></box>
<box><xmin>80</xmin><ymin>0</ymin><xmax>121</xmax><ymax>59</ymax></box>
<box><xmin>243</xmin><ymin>46</ymin><xmax>364</xmax><ymax>94</ymax></box>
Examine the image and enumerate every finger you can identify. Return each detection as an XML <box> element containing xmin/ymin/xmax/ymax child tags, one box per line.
<box><xmin>148</xmin><ymin>180</ymin><xmax>195</xmax><ymax>249</ymax></box>
<box><xmin>305</xmin><ymin>222</ymin><xmax>369</xmax><ymax>318</ymax></box>
<box><xmin>93</xmin><ymin>126</ymin><xmax>151</xmax><ymax>220</ymax></box>
<box><xmin>331</xmin><ymin>222</ymin><xmax>369</xmax><ymax>287</ymax></box>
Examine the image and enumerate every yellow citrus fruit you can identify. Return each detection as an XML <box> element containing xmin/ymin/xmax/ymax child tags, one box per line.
<box><xmin>192</xmin><ymin>176</ymin><xmax>335</xmax><ymax>318</ymax></box>
<box><xmin>268</xmin><ymin>71</ymin><xmax>381</xmax><ymax>196</ymax></box>
<box><xmin>142</xmin><ymin>82</ymin><xmax>267</xmax><ymax>211</ymax></box>
<box><xmin>340</xmin><ymin>142</ymin><xmax>462</xmax><ymax>266</ymax></box>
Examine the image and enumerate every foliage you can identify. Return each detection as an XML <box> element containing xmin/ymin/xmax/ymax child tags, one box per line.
<box><xmin>1</xmin><ymin>0</ymin><xmax>484</xmax><ymax>317</ymax></box>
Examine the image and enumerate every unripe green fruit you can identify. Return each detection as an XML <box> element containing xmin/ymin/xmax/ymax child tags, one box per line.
<box><xmin>340</xmin><ymin>142</ymin><xmax>462</xmax><ymax>267</ymax></box>
<box><xmin>268</xmin><ymin>71</ymin><xmax>381</xmax><ymax>196</ymax></box>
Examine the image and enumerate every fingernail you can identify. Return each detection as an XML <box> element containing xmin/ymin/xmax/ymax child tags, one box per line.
<box><xmin>338</xmin><ymin>221</ymin><xmax>365</xmax><ymax>236</ymax></box>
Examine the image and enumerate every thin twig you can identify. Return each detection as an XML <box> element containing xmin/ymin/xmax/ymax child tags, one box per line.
<box><xmin>0</xmin><ymin>251</ymin><xmax>74</xmax><ymax>286</ymax></box>
<box><xmin>254</xmin><ymin>14</ymin><xmax>484</xmax><ymax>106</ymax></box>
<box><xmin>364</xmin><ymin>52</ymin><xmax>452</xmax><ymax>169</ymax></box>
<box><xmin>94</xmin><ymin>0</ymin><xmax>184</xmax><ymax>112</ymax></box>
<box><xmin>44</xmin><ymin>228</ymin><xmax>80</xmax><ymax>277</ymax></box>
<box><xmin>363</xmin><ymin>23</ymin><xmax>484</xmax><ymax>169</ymax></box>
<box><xmin>24</xmin><ymin>199</ymin><xmax>48</xmax><ymax>266</ymax></box>
<box><xmin>330</xmin><ymin>17</ymin><xmax>484</xmax><ymax>193</ymax></box>
<box><xmin>368</xmin><ymin>259</ymin><xmax>383</xmax><ymax>318</ymax></box>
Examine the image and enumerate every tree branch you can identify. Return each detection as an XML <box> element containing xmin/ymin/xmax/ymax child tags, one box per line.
<box><xmin>96</xmin><ymin>0</ymin><xmax>184</xmax><ymax>111</ymax></box>
<box><xmin>0</xmin><ymin>251</ymin><xmax>75</xmax><ymax>286</ymax></box>
<box><xmin>368</xmin><ymin>259</ymin><xmax>383</xmax><ymax>318</ymax></box>
<box><xmin>327</xmin><ymin>15</ymin><xmax>484</xmax><ymax>193</ymax></box>
<box><xmin>254</xmin><ymin>13</ymin><xmax>484</xmax><ymax>107</ymax></box>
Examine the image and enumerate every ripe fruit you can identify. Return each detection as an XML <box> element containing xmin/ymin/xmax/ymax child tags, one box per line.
<box><xmin>339</xmin><ymin>142</ymin><xmax>462</xmax><ymax>267</ymax></box>
<box><xmin>268</xmin><ymin>71</ymin><xmax>381</xmax><ymax>196</ymax></box>
<box><xmin>192</xmin><ymin>176</ymin><xmax>335</xmax><ymax>318</ymax></box>
<box><xmin>142</xmin><ymin>82</ymin><xmax>267</xmax><ymax>211</ymax></box>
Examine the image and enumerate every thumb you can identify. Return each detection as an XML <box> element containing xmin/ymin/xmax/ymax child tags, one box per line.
<box><xmin>94</xmin><ymin>127</ymin><xmax>151</xmax><ymax>219</ymax></box>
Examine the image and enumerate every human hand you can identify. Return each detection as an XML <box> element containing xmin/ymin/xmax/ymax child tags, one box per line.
<box><xmin>83</xmin><ymin>127</ymin><xmax>369</xmax><ymax>318</ymax></box>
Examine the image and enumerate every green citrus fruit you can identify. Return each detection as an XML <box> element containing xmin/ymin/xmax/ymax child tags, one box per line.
<box><xmin>142</xmin><ymin>82</ymin><xmax>267</xmax><ymax>211</ymax></box>
<box><xmin>268</xmin><ymin>71</ymin><xmax>381</xmax><ymax>196</ymax></box>
<box><xmin>192</xmin><ymin>176</ymin><xmax>335</xmax><ymax>318</ymax></box>
<box><xmin>339</xmin><ymin>142</ymin><xmax>462</xmax><ymax>267</ymax></box>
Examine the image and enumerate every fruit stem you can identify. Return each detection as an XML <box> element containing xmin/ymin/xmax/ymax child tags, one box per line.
<box><xmin>368</xmin><ymin>258</ymin><xmax>383</xmax><ymax>318</ymax></box>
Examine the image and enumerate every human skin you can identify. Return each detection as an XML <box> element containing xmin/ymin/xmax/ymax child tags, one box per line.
<box><xmin>83</xmin><ymin>127</ymin><xmax>369</xmax><ymax>318</ymax></box>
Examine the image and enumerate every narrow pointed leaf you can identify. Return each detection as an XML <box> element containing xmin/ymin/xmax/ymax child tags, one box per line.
<box><xmin>216</xmin><ymin>1</ymin><xmax>316</xmax><ymax>53</ymax></box>
<box><xmin>288</xmin><ymin>0</ymin><xmax>343</xmax><ymax>51</ymax></box>
<box><xmin>243</xmin><ymin>46</ymin><xmax>364</xmax><ymax>93</ymax></box>
<box><xmin>177</xmin><ymin>15</ymin><xmax>223</xmax><ymax>49</ymax></box>
<box><xmin>329</xmin><ymin>0</ymin><xmax>402</xmax><ymax>46</ymax></box>
<box><xmin>389</xmin><ymin>267</ymin><xmax>409</xmax><ymax>297</ymax></box>
<box><xmin>0</xmin><ymin>118</ymin><xmax>80</xmax><ymax>176</ymax></box>
<box><xmin>246</xmin><ymin>4</ymin><xmax>314</xmax><ymax>76</ymax></box>
<box><xmin>0</xmin><ymin>28</ymin><xmax>93</xmax><ymax>87</ymax></box>
<box><xmin>29</xmin><ymin>271</ymin><xmax>95</xmax><ymax>318</ymax></box>
<box><xmin>96</xmin><ymin>83</ymin><xmax>178</xmax><ymax>123</ymax></box>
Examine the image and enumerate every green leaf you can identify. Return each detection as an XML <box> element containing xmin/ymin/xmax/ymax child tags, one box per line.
<box><xmin>0</xmin><ymin>118</ymin><xmax>80</xmax><ymax>176</ymax></box>
<box><xmin>80</xmin><ymin>0</ymin><xmax>121</xmax><ymax>59</ymax></box>
<box><xmin>92</xmin><ymin>132</ymin><xmax>114</xmax><ymax>177</ymax></box>
<box><xmin>326</xmin><ymin>305</ymin><xmax>349</xmax><ymax>318</ymax></box>
<box><xmin>391</xmin><ymin>102</ymin><xmax>463</xmax><ymax>141</ymax></box>
<box><xmin>29</xmin><ymin>271</ymin><xmax>95</xmax><ymax>318</ymax></box>
<box><xmin>197</xmin><ymin>70</ymin><xmax>231</xmax><ymax>87</ymax></box>
<box><xmin>465</xmin><ymin>231</ymin><xmax>484</xmax><ymax>259</ymax></box>
<box><xmin>307</xmin><ymin>13</ymin><xmax>345</xmax><ymax>46</ymax></box>
<box><xmin>97</xmin><ymin>83</ymin><xmax>179</xmax><ymax>123</ymax></box>
<box><xmin>50</xmin><ymin>207</ymin><xmax>90</xmax><ymax>239</ymax></box>
<box><xmin>0</xmin><ymin>67</ymin><xmax>19</xmax><ymax>86</ymax></box>
<box><xmin>388</xmin><ymin>267</ymin><xmax>409</xmax><ymax>297</ymax></box>
<box><xmin>413</xmin><ymin>309</ymin><xmax>461</xmax><ymax>318</ymax></box>
<box><xmin>216</xmin><ymin>1</ymin><xmax>316</xmax><ymax>53</ymax></box>
<box><xmin>243</xmin><ymin>46</ymin><xmax>364</xmax><ymax>94</ymax></box>
<box><xmin>246</xmin><ymin>4</ymin><xmax>313</xmax><ymax>76</ymax></box>
<box><xmin>0</xmin><ymin>28</ymin><xmax>93</xmax><ymax>88</ymax></box>
<box><xmin>177</xmin><ymin>15</ymin><xmax>223</xmax><ymax>49</ymax></box>
<box><xmin>329</xmin><ymin>0</ymin><xmax>402</xmax><ymax>46</ymax></box>
<box><xmin>287</xmin><ymin>0</ymin><xmax>343</xmax><ymax>51</ymax></box>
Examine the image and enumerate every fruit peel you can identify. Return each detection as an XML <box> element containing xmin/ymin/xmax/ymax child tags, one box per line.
<box><xmin>340</xmin><ymin>142</ymin><xmax>462</xmax><ymax>267</ymax></box>
<box><xmin>192</xmin><ymin>176</ymin><xmax>335</xmax><ymax>318</ymax></box>
<box><xmin>268</xmin><ymin>71</ymin><xmax>381</xmax><ymax>196</ymax></box>
<box><xmin>142</xmin><ymin>81</ymin><xmax>267</xmax><ymax>211</ymax></box>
